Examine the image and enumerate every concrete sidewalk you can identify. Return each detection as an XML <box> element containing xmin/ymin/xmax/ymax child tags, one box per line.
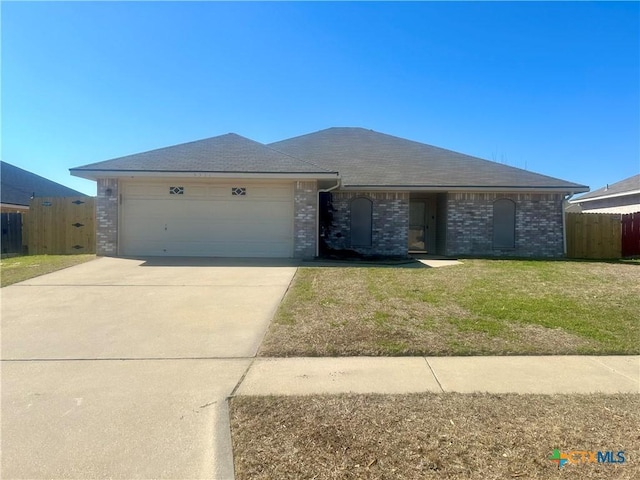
<box><xmin>235</xmin><ymin>355</ymin><xmax>640</xmax><ymax>395</ymax></box>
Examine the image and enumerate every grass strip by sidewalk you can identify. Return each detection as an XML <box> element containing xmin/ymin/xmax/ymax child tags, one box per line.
<box><xmin>259</xmin><ymin>260</ymin><xmax>640</xmax><ymax>356</ymax></box>
<box><xmin>231</xmin><ymin>393</ymin><xmax>639</xmax><ymax>480</ymax></box>
<box><xmin>0</xmin><ymin>254</ymin><xmax>96</xmax><ymax>287</ymax></box>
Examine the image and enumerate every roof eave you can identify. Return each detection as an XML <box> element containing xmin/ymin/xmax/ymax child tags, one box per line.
<box><xmin>0</xmin><ymin>202</ymin><xmax>30</xmax><ymax>209</ymax></box>
<box><xmin>570</xmin><ymin>189</ymin><xmax>640</xmax><ymax>204</ymax></box>
<box><xmin>70</xmin><ymin>169</ymin><xmax>340</xmax><ymax>181</ymax></box>
<box><xmin>340</xmin><ymin>185</ymin><xmax>589</xmax><ymax>194</ymax></box>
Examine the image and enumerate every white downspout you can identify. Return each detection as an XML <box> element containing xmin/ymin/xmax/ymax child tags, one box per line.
<box><xmin>316</xmin><ymin>179</ymin><xmax>341</xmax><ymax>257</ymax></box>
<box><xmin>562</xmin><ymin>193</ymin><xmax>573</xmax><ymax>256</ymax></box>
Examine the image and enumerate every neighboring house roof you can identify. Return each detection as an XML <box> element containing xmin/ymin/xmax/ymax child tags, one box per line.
<box><xmin>270</xmin><ymin>128</ymin><xmax>588</xmax><ymax>192</ymax></box>
<box><xmin>570</xmin><ymin>174</ymin><xmax>640</xmax><ymax>204</ymax></box>
<box><xmin>1</xmin><ymin>161</ymin><xmax>87</xmax><ymax>207</ymax></box>
<box><xmin>71</xmin><ymin>133</ymin><xmax>338</xmax><ymax>178</ymax></box>
<box><xmin>70</xmin><ymin>127</ymin><xmax>588</xmax><ymax>193</ymax></box>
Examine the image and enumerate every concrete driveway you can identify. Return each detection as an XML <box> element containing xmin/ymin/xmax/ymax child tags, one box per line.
<box><xmin>1</xmin><ymin>256</ymin><xmax>297</xmax><ymax>479</ymax></box>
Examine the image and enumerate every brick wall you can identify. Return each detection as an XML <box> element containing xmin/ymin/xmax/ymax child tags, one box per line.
<box><xmin>93</xmin><ymin>181</ymin><xmax>565</xmax><ymax>258</ymax></box>
<box><xmin>96</xmin><ymin>178</ymin><xmax>118</xmax><ymax>256</ymax></box>
<box><xmin>293</xmin><ymin>181</ymin><xmax>318</xmax><ymax>258</ymax></box>
<box><xmin>325</xmin><ymin>191</ymin><xmax>409</xmax><ymax>257</ymax></box>
<box><xmin>446</xmin><ymin>192</ymin><xmax>564</xmax><ymax>257</ymax></box>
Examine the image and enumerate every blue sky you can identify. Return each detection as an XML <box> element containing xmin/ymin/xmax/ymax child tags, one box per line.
<box><xmin>2</xmin><ymin>1</ymin><xmax>638</xmax><ymax>196</ymax></box>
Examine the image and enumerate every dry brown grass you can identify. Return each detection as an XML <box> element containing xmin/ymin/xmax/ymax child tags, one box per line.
<box><xmin>259</xmin><ymin>260</ymin><xmax>640</xmax><ymax>356</ymax></box>
<box><xmin>231</xmin><ymin>393</ymin><xmax>639</xmax><ymax>480</ymax></box>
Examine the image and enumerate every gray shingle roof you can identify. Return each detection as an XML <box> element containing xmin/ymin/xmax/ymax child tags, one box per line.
<box><xmin>1</xmin><ymin>161</ymin><xmax>87</xmax><ymax>206</ymax></box>
<box><xmin>71</xmin><ymin>128</ymin><xmax>588</xmax><ymax>192</ymax></box>
<box><xmin>269</xmin><ymin>127</ymin><xmax>588</xmax><ymax>191</ymax></box>
<box><xmin>572</xmin><ymin>174</ymin><xmax>640</xmax><ymax>202</ymax></box>
<box><xmin>71</xmin><ymin>133</ymin><xmax>336</xmax><ymax>175</ymax></box>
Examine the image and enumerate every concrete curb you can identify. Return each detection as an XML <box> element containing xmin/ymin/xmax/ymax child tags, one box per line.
<box><xmin>212</xmin><ymin>399</ymin><xmax>236</xmax><ymax>480</ymax></box>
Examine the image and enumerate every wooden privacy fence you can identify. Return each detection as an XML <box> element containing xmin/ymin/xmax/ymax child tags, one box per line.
<box><xmin>565</xmin><ymin>212</ymin><xmax>621</xmax><ymax>259</ymax></box>
<box><xmin>27</xmin><ymin>197</ymin><xmax>95</xmax><ymax>255</ymax></box>
<box><xmin>565</xmin><ymin>212</ymin><xmax>640</xmax><ymax>259</ymax></box>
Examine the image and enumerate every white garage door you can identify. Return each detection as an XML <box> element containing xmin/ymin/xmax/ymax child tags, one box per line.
<box><xmin>121</xmin><ymin>181</ymin><xmax>294</xmax><ymax>257</ymax></box>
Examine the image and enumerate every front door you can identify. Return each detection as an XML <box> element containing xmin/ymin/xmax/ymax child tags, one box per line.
<box><xmin>409</xmin><ymin>201</ymin><xmax>427</xmax><ymax>251</ymax></box>
<box><xmin>409</xmin><ymin>199</ymin><xmax>437</xmax><ymax>252</ymax></box>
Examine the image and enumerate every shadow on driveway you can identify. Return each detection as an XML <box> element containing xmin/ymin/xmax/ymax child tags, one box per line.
<box><xmin>128</xmin><ymin>255</ymin><xmax>433</xmax><ymax>269</ymax></box>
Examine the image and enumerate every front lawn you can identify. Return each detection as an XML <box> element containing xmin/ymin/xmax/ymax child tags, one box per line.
<box><xmin>231</xmin><ymin>393</ymin><xmax>639</xmax><ymax>480</ymax></box>
<box><xmin>0</xmin><ymin>254</ymin><xmax>96</xmax><ymax>287</ymax></box>
<box><xmin>259</xmin><ymin>259</ymin><xmax>639</xmax><ymax>356</ymax></box>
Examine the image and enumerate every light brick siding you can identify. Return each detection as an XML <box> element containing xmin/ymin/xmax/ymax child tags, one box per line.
<box><xmin>94</xmin><ymin>180</ymin><xmax>564</xmax><ymax>259</ymax></box>
<box><xmin>446</xmin><ymin>192</ymin><xmax>564</xmax><ymax>257</ymax></box>
<box><xmin>293</xmin><ymin>181</ymin><xmax>318</xmax><ymax>258</ymax></box>
<box><xmin>325</xmin><ymin>191</ymin><xmax>409</xmax><ymax>257</ymax></box>
<box><xmin>96</xmin><ymin>178</ymin><xmax>118</xmax><ymax>256</ymax></box>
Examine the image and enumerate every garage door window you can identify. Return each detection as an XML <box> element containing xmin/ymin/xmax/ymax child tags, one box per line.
<box><xmin>232</xmin><ymin>187</ymin><xmax>247</xmax><ymax>196</ymax></box>
<box><xmin>169</xmin><ymin>186</ymin><xmax>184</xmax><ymax>195</ymax></box>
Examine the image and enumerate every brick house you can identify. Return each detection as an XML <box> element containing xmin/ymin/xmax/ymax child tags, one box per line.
<box><xmin>71</xmin><ymin>127</ymin><xmax>588</xmax><ymax>259</ymax></box>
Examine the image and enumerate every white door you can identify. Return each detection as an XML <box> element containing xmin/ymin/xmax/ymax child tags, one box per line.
<box><xmin>120</xmin><ymin>181</ymin><xmax>294</xmax><ymax>257</ymax></box>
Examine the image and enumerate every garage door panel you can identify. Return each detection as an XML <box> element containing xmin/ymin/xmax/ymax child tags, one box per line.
<box><xmin>124</xmin><ymin>202</ymin><xmax>167</xmax><ymax>221</ymax></box>
<box><xmin>162</xmin><ymin>241</ymin><xmax>292</xmax><ymax>257</ymax></box>
<box><xmin>138</xmin><ymin>199</ymin><xmax>292</xmax><ymax>219</ymax></box>
<box><xmin>121</xmin><ymin>182</ymin><xmax>296</xmax><ymax>257</ymax></box>
<box><xmin>161</xmin><ymin>219</ymin><xmax>291</xmax><ymax>240</ymax></box>
<box><xmin>165</xmin><ymin>219</ymin><xmax>291</xmax><ymax>236</ymax></box>
<box><xmin>183</xmin><ymin>201</ymin><xmax>291</xmax><ymax>217</ymax></box>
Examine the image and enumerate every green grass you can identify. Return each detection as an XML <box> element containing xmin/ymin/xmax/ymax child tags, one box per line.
<box><xmin>259</xmin><ymin>259</ymin><xmax>640</xmax><ymax>356</ymax></box>
<box><xmin>0</xmin><ymin>254</ymin><xmax>96</xmax><ymax>287</ymax></box>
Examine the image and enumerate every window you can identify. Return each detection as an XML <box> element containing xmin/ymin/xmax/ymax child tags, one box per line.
<box><xmin>493</xmin><ymin>198</ymin><xmax>516</xmax><ymax>248</ymax></box>
<box><xmin>350</xmin><ymin>197</ymin><xmax>373</xmax><ymax>247</ymax></box>
<box><xmin>169</xmin><ymin>186</ymin><xmax>184</xmax><ymax>195</ymax></box>
<box><xmin>232</xmin><ymin>187</ymin><xmax>246</xmax><ymax>196</ymax></box>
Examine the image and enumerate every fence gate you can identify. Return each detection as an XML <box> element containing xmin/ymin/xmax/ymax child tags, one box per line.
<box><xmin>1</xmin><ymin>213</ymin><xmax>24</xmax><ymax>254</ymax></box>
<box><xmin>27</xmin><ymin>197</ymin><xmax>95</xmax><ymax>254</ymax></box>
<box><xmin>622</xmin><ymin>212</ymin><xmax>640</xmax><ymax>257</ymax></box>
